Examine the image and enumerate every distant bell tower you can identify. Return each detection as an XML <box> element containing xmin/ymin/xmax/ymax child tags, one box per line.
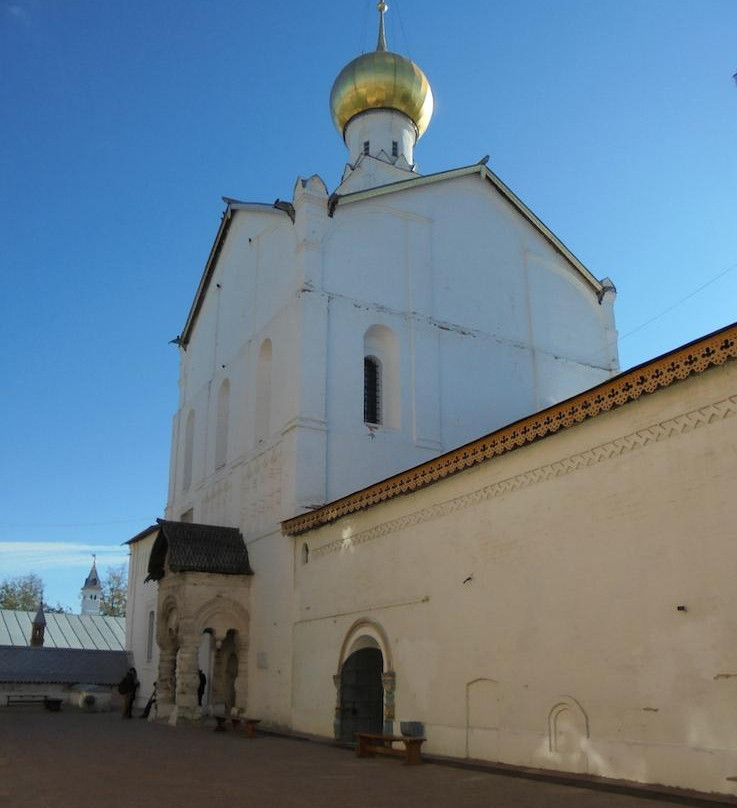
<box><xmin>30</xmin><ymin>602</ymin><xmax>46</xmax><ymax>647</ymax></box>
<box><xmin>80</xmin><ymin>556</ymin><xmax>102</xmax><ymax>616</ymax></box>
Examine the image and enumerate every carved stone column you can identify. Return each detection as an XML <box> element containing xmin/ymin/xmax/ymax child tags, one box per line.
<box><xmin>332</xmin><ymin>674</ymin><xmax>342</xmax><ymax>740</ymax></box>
<box><xmin>156</xmin><ymin>647</ymin><xmax>177</xmax><ymax>717</ymax></box>
<box><xmin>232</xmin><ymin>636</ymin><xmax>249</xmax><ymax>714</ymax></box>
<box><xmin>174</xmin><ymin>622</ymin><xmax>200</xmax><ymax>720</ymax></box>
<box><xmin>382</xmin><ymin>670</ymin><xmax>396</xmax><ymax>735</ymax></box>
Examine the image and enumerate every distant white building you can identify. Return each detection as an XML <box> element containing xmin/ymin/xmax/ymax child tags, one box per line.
<box><xmin>80</xmin><ymin>558</ymin><xmax>102</xmax><ymax>616</ymax></box>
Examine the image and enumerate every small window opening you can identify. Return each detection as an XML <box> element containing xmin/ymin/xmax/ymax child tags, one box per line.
<box><xmin>146</xmin><ymin>610</ymin><xmax>155</xmax><ymax>662</ymax></box>
<box><xmin>301</xmin><ymin>544</ymin><xmax>309</xmax><ymax>565</ymax></box>
<box><xmin>363</xmin><ymin>140</ymin><xmax>370</xmax><ymax>155</ymax></box>
<box><xmin>364</xmin><ymin>356</ymin><xmax>381</xmax><ymax>425</ymax></box>
<box><xmin>392</xmin><ymin>141</ymin><xmax>398</xmax><ymax>157</ymax></box>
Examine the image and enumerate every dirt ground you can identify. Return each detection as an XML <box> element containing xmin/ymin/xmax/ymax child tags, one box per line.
<box><xmin>0</xmin><ymin>707</ymin><xmax>728</xmax><ymax>808</ymax></box>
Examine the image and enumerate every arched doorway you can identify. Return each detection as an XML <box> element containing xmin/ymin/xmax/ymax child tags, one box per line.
<box><xmin>197</xmin><ymin>630</ymin><xmax>214</xmax><ymax>708</ymax></box>
<box><xmin>339</xmin><ymin>647</ymin><xmax>384</xmax><ymax>742</ymax></box>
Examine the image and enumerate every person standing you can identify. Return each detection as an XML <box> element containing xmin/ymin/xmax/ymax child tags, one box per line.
<box><xmin>140</xmin><ymin>681</ymin><xmax>157</xmax><ymax>719</ymax></box>
<box><xmin>197</xmin><ymin>669</ymin><xmax>207</xmax><ymax>707</ymax></box>
<box><xmin>118</xmin><ymin>667</ymin><xmax>139</xmax><ymax>718</ymax></box>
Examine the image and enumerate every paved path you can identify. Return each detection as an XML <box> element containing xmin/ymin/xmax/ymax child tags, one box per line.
<box><xmin>0</xmin><ymin>708</ymin><xmax>717</xmax><ymax>808</ymax></box>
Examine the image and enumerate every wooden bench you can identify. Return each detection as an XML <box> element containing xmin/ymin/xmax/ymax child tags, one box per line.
<box><xmin>6</xmin><ymin>695</ymin><xmax>62</xmax><ymax>711</ymax></box>
<box><xmin>355</xmin><ymin>733</ymin><xmax>426</xmax><ymax>765</ymax></box>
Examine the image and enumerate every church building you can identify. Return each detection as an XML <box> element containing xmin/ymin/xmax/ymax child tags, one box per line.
<box><xmin>126</xmin><ymin>4</ymin><xmax>737</xmax><ymax>797</ymax></box>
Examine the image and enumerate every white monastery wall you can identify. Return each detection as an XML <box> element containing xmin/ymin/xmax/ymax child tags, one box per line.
<box><xmin>290</xmin><ymin>360</ymin><xmax>737</xmax><ymax>795</ymax></box>
<box><xmin>126</xmin><ymin>532</ymin><xmax>158</xmax><ymax>706</ymax></box>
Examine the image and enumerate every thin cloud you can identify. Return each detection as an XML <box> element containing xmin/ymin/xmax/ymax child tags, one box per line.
<box><xmin>0</xmin><ymin>542</ymin><xmax>129</xmax><ymax>577</ymax></box>
<box><xmin>3</xmin><ymin>3</ymin><xmax>31</xmax><ymax>24</ymax></box>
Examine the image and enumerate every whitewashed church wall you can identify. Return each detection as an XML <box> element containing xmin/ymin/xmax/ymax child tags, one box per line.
<box><xmin>323</xmin><ymin>297</ymin><xmax>438</xmax><ymax>500</ymax></box>
<box><xmin>126</xmin><ymin>533</ymin><xmax>158</xmax><ymax>707</ymax></box>
<box><xmin>181</xmin><ymin>212</ymin><xmax>297</xmax><ymax>397</ymax></box>
<box><xmin>422</xmin><ymin>177</ymin><xmax>533</xmax><ymax>341</ymax></box>
<box><xmin>244</xmin><ymin>525</ymin><xmax>295</xmax><ymax>726</ymax></box>
<box><xmin>168</xmin><ymin>211</ymin><xmax>303</xmax><ymax>523</ymax></box>
<box><xmin>315</xmin><ymin>175</ymin><xmax>618</xmax><ymax>497</ymax></box>
<box><xmin>290</xmin><ymin>360</ymin><xmax>737</xmax><ymax>795</ymax></box>
<box><xmin>156</xmin><ymin>168</ymin><xmax>621</xmax><ymax>736</ymax></box>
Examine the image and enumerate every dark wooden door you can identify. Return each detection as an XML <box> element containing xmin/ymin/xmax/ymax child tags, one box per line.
<box><xmin>339</xmin><ymin>648</ymin><xmax>383</xmax><ymax>743</ymax></box>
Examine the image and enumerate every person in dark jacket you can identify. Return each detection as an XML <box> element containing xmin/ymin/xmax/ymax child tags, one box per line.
<box><xmin>197</xmin><ymin>669</ymin><xmax>207</xmax><ymax>706</ymax></box>
<box><xmin>140</xmin><ymin>681</ymin><xmax>157</xmax><ymax>719</ymax></box>
<box><xmin>118</xmin><ymin>667</ymin><xmax>139</xmax><ymax>718</ymax></box>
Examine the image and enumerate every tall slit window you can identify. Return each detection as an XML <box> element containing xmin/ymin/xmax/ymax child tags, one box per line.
<box><xmin>392</xmin><ymin>141</ymin><xmax>398</xmax><ymax>157</ymax></box>
<box><xmin>364</xmin><ymin>356</ymin><xmax>381</xmax><ymax>425</ymax></box>
<box><xmin>146</xmin><ymin>610</ymin><xmax>155</xmax><ymax>662</ymax></box>
<box><xmin>363</xmin><ymin>140</ymin><xmax>370</xmax><ymax>155</ymax></box>
<box><xmin>363</xmin><ymin>325</ymin><xmax>399</xmax><ymax>429</ymax></box>
<box><xmin>183</xmin><ymin>410</ymin><xmax>195</xmax><ymax>491</ymax></box>
<box><xmin>215</xmin><ymin>379</ymin><xmax>230</xmax><ymax>470</ymax></box>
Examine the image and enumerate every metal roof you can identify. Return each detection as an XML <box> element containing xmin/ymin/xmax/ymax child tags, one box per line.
<box><xmin>0</xmin><ymin>646</ymin><xmax>129</xmax><ymax>685</ymax></box>
<box><xmin>0</xmin><ymin>610</ymin><xmax>126</xmax><ymax>650</ymax></box>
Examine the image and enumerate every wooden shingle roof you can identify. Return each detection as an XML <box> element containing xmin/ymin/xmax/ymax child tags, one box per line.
<box><xmin>146</xmin><ymin>519</ymin><xmax>253</xmax><ymax>582</ymax></box>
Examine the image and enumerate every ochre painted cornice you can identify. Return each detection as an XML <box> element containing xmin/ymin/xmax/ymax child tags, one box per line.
<box><xmin>282</xmin><ymin>322</ymin><xmax>737</xmax><ymax>537</ymax></box>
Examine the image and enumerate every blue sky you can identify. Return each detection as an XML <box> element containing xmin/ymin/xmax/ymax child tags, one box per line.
<box><xmin>1</xmin><ymin>0</ymin><xmax>736</xmax><ymax>610</ymax></box>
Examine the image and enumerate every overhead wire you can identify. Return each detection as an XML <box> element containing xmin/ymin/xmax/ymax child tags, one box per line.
<box><xmin>584</xmin><ymin>256</ymin><xmax>737</xmax><ymax>365</ymax></box>
<box><xmin>617</xmin><ymin>258</ymin><xmax>737</xmax><ymax>344</ymax></box>
<box><xmin>360</xmin><ymin>0</ymin><xmax>369</xmax><ymax>53</ymax></box>
<box><xmin>0</xmin><ymin>517</ymin><xmax>157</xmax><ymax>529</ymax></box>
<box><xmin>393</xmin><ymin>0</ymin><xmax>412</xmax><ymax>58</ymax></box>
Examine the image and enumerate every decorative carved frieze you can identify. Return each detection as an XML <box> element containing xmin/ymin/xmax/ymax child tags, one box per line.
<box><xmin>241</xmin><ymin>444</ymin><xmax>282</xmax><ymax>534</ymax></box>
<box><xmin>309</xmin><ymin>392</ymin><xmax>737</xmax><ymax>559</ymax></box>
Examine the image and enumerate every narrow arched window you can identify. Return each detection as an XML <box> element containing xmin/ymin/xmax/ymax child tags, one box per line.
<box><xmin>301</xmin><ymin>543</ymin><xmax>309</xmax><ymax>565</ymax></box>
<box><xmin>183</xmin><ymin>410</ymin><xmax>195</xmax><ymax>490</ymax></box>
<box><xmin>215</xmin><ymin>379</ymin><xmax>230</xmax><ymax>469</ymax></box>
<box><xmin>255</xmin><ymin>338</ymin><xmax>273</xmax><ymax>444</ymax></box>
<box><xmin>364</xmin><ymin>356</ymin><xmax>381</xmax><ymax>425</ymax></box>
<box><xmin>364</xmin><ymin>325</ymin><xmax>399</xmax><ymax>429</ymax></box>
<box><xmin>146</xmin><ymin>610</ymin><xmax>155</xmax><ymax>662</ymax></box>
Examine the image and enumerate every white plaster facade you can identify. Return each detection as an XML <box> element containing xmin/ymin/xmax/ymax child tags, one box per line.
<box><xmin>124</xmin><ymin>14</ymin><xmax>737</xmax><ymax>795</ymax></box>
<box><xmin>125</xmin><ymin>530</ymin><xmax>158</xmax><ymax>705</ymax></box>
<box><xmin>122</xmin><ymin>9</ymin><xmax>677</xmax><ymax>786</ymax></box>
<box><xmin>128</xmin><ymin>162</ymin><xmax>619</xmax><ymax>724</ymax></box>
<box><xmin>287</xmin><ymin>339</ymin><xmax>737</xmax><ymax>795</ymax></box>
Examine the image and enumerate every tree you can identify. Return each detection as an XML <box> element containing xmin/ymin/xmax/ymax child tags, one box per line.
<box><xmin>0</xmin><ymin>573</ymin><xmax>43</xmax><ymax>610</ymax></box>
<box><xmin>100</xmin><ymin>564</ymin><xmax>127</xmax><ymax>617</ymax></box>
<box><xmin>0</xmin><ymin>573</ymin><xmax>70</xmax><ymax>612</ymax></box>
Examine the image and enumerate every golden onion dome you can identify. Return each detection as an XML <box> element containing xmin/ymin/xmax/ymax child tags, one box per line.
<box><xmin>330</xmin><ymin>3</ymin><xmax>433</xmax><ymax>139</ymax></box>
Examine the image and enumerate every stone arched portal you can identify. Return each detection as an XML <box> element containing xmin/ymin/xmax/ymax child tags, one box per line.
<box><xmin>195</xmin><ymin>599</ymin><xmax>250</xmax><ymax>715</ymax></box>
<box><xmin>338</xmin><ymin>646</ymin><xmax>383</xmax><ymax>742</ymax></box>
<box><xmin>333</xmin><ymin>619</ymin><xmax>396</xmax><ymax>741</ymax></box>
<box><xmin>146</xmin><ymin>519</ymin><xmax>253</xmax><ymax>723</ymax></box>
